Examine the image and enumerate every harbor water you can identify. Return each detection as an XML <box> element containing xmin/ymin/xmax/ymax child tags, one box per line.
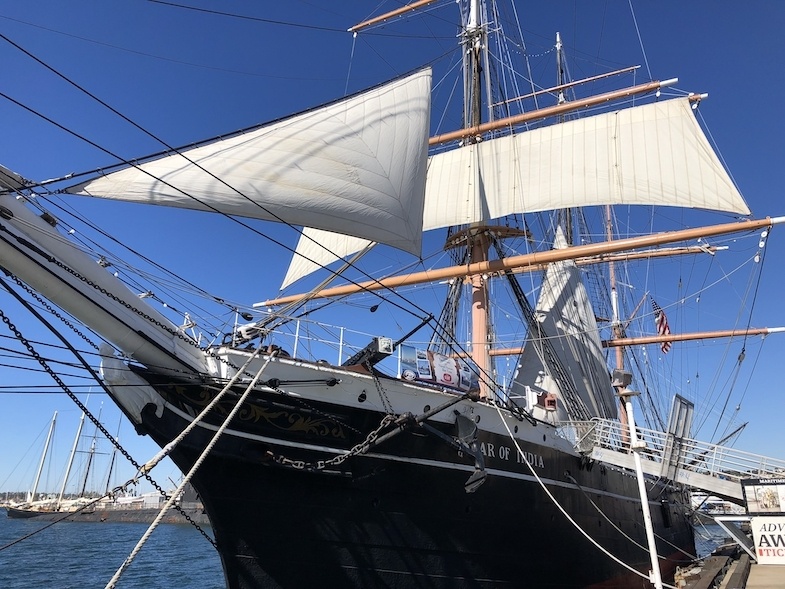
<box><xmin>0</xmin><ymin>509</ymin><xmax>223</xmax><ymax>588</ymax></box>
<box><xmin>0</xmin><ymin>508</ymin><xmax>733</xmax><ymax>588</ymax></box>
<box><xmin>695</xmin><ymin>520</ymin><xmax>736</xmax><ymax>558</ymax></box>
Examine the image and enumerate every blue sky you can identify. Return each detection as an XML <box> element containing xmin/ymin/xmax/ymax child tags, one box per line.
<box><xmin>1</xmin><ymin>0</ymin><xmax>784</xmax><ymax>495</ymax></box>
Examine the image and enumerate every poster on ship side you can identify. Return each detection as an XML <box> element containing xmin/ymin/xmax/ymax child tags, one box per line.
<box><xmin>399</xmin><ymin>345</ymin><xmax>479</xmax><ymax>392</ymax></box>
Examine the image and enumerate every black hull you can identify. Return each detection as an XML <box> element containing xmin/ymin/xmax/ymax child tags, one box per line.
<box><xmin>5</xmin><ymin>506</ymin><xmax>46</xmax><ymax>519</ymax></box>
<box><xmin>122</xmin><ymin>368</ymin><xmax>696</xmax><ymax>589</ymax></box>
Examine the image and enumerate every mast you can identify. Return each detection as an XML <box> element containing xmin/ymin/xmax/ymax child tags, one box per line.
<box><xmin>464</xmin><ymin>0</ymin><xmax>493</xmax><ymax>398</ymax></box>
<box><xmin>555</xmin><ymin>32</ymin><xmax>573</xmax><ymax>242</ymax></box>
<box><xmin>104</xmin><ymin>415</ymin><xmax>122</xmax><ymax>495</ymax></box>
<box><xmin>57</xmin><ymin>411</ymin><xmax>86</xmax><ymax>509</ymax></box>
<box><xmin>28</xmin><ymin>411</ymin><xmax>57</xmax><ymax>504</ymax></box>
<box><xmin>79</xmin><ymin>403</ymin><xmax>102</xmax><ymax>497</ymax></box>
<box><xmin>606</xmin><ymin>205</ymin><xmax>628</xmax><ymax>427</ymax></box>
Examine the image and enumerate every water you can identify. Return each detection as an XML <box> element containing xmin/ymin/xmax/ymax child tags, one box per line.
<box><xmin>0</xmin><ymin>509</ymin><xmax>224</xmax><ymax>588</ymax></box>
<box><xmin>695</xmin><ymin>521</ymin><xmax>735</xmax><ymax>558</ymax></box>
<box><xmin>0</xmin><ymin>508</ymin><xmax>733</xmax><ymax>588</ymax></box>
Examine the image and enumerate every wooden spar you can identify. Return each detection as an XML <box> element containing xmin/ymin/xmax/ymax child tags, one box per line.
<box><xmin>602</xmin><ymin>327</ymin><xmax>785</xmax><ymax>348</ymax></box>
<box><xmin>493</xmin><ymin>66</ymin><xmax>641</xmax><ymax>108</ymax></box>
<box><xmin>504</xmin><ymin>245</ymin><xmax>723</xmax><ymax>277</ymax></box>
<box><xmin>349</xmin><ymin>0</ymin><xmax>440</xmax><ymax>33</ymax></box>
<box><xmin>261</xmin><ymin>217</ymin><xmax>783</xmax><ymax>307</ymax></box>
<box><xmin>429</xmin><ymin>78</ymin><xmax>678</xmax><ymax>146</ymax></box>
<box><xmin>448</xmin><ymin>236</ymin><xmax>720</xmax><ymax>271</ymax></box>
<box><xmin>481</xmin><ymin>327</ymin><xmax>785</xmax><ymax>358</ymax></box>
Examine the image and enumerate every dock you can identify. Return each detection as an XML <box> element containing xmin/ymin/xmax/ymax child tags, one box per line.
<box><xmin>682</xmin><ymin>552</ymin><xmax>785</xmax><ymax>589</ymax></box>
<box><xmin>740</xmin><ymin>563</ymin><xmax>785</xmax><ymax>589</ymax></box>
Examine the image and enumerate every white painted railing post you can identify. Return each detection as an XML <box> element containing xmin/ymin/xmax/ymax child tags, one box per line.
<box><xmin>292</xmin><ymin>319</ymin><xmax>300</xmax><ymax>359</ymax></box>
<box><xmin>618</xmin><ymin>389</ymin><xmax>663</xmax><ymax>589</ymax></box>
<box><xmin>339</xmin><ymin>327</ymin><xmax>344</xmax><ymax>364</ymax></box>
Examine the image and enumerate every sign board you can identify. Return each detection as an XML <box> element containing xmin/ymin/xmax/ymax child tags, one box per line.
<box><xmin>743</xmin><ymin>479</ymin><xmax>785</xmax><ymax>564</ymax></box>
<box><xmin>742</xmin><ymin>478</ymin><xmax>785</xmax><ymax>516</ymax></box>
<box><xmin>750</xmin><ymin>516</ymin><xmax>785</xmax><ymax>564</ymax></box>
<box><xmin>399</xmin><ymin>345</ymin><xmax>479</xmax><ymax>392</ymax></box>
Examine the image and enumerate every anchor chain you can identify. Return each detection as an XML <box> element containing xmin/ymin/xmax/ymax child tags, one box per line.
<box><xmin>0</xmin><ymin>304</ymin><xmax>216</xmax><ymax>547</ymax></box>
<box><xmin>8</xmin><ymin>273</ymin><xmax>101</xmax><ymax>351</ymax></box>
<box><xmin>268</xmin><ymin>413</ymin><xmax>399</xmax><ymax>471</ymax></box>
<box><xmin>266</xmin><ymin>390</ymin><xmax>479</xmax><ymax>473</ymax></box>
<box><xmin>0</xmin><ymin>221</ymin><xmax>246</xmax><ymax>377</ymax></box>
<box><xmin>369</xmin><ymin>365</ymin><xmax>394</xmax><ymax>414</ymax></box>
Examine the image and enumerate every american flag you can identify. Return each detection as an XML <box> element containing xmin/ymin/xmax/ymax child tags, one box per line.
<box><xmin>652</xmin><ymin>299</ymin><xmax>672</xmax><ymax>353</ymax></box>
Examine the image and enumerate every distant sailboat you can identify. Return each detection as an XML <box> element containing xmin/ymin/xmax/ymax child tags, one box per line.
<box><xmin>6</xmin><ymin>411</ymin><xmax>98</xmax><ymax>518</ymax></box>
<box><xmin>5</xmin><ymin>411</ymin><xmax>206</xmax><ymax>524</ymax></box>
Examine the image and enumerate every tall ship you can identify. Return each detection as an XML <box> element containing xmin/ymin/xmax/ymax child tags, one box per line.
<box><xmin>0</xmin><ymin>1</ymin><xmax>782</xmax><ymax>588</ymax></box>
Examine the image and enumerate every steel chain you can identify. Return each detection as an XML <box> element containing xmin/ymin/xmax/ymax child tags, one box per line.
<box><xmin>9</xmin><ymin>274</ymin><xmax>101</xmax><ymax>351</ymax></box>
<box><xmin>0</xmin><ymin>307</ymin><xmax>216</xmax><ymax>547</ymax></box>
<box><xmin>369</xmin><ymin>365</ymin><xmax>394</xmax><ymax>414</ymax></box>
<box><xmin>269</xmin><ymin>413</ymin><xmax>398</xmax><ymax>471</ymax></box>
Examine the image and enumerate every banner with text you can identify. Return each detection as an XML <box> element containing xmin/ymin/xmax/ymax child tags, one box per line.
<box><xmin>399</xmin><ymin>345</ymin><xmax>479</xmax><ymax>392</ymax></box>
<box><xmin>751</xmin><ymin>516</ymin><xmax>785</xmax><ymax>564</ymax></box>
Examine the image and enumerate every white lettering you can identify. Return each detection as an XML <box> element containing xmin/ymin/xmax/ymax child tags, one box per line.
<box><xmin>480</xmin><ymin>442</ymin><xmax>496</xmax><ymax>458</ymax></box>
<box><xmin>514</xmin><ymin>450</ymin><xmax>545</xmax><ymax>469</ymax></box>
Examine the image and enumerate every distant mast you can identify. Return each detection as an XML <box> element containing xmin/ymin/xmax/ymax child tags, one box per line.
<box><xmin>57</xmin><ymin>411</ymin><xmax>86</xmax><ymax>510</ymax></box>
<box><xmin>28</xmin><ymin>411</ymin><xmax>57</xmax><ymax>504</ymax></box>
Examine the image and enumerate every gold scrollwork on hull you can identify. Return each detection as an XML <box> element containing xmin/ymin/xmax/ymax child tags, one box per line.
<box><xmin>160</xmin><ymin>383</ymin><xmax>347</xmax><ymax>440</ymax></box>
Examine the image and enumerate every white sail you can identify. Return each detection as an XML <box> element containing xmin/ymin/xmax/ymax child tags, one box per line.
<box><xmin>280</xmin><ymin>228</ymin><xmax>375</xmax><ymax>291</ymax></box>
<box><xmin>281</xmin><ymin>96</ymin><xmax>749</xmax><ymax>289</ymax></box>
<box><xmin>69</xmin><ymin>69</ymin><xmax>432</xmax><ymax>256</ymax></box>
<box><xmin>510</xmin><ymin>228</ymin><xmax>616</xmax><ymax>421</ymax></box>
<box><xmin>423</xmin><ymin>97</ymin><xmax>749</xmax><ymax>229</ymax></box>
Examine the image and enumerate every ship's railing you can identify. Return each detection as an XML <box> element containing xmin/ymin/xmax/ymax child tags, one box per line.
<box><xmin>247</xmin><ymin>311</ymin><xmax>394</xmax><ymax>366</ymax></box>
<box><xmin>558</xmin><ymin>418</ymin><xmax>785</xmax><ymax>500</ymax></box>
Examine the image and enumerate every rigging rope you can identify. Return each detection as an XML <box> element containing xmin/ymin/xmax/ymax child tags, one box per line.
<box><xmin>104</xmin><ymin>352</ymin><xmax>277</xmax><ymax>589</ymax></box>
<box><xmin>0</xmin><ymin>276</ymin><xmax>215</xmax><ymax>545</ymax></box>
<box><xmin>493</xmin><ymin>403</ymin><xmax>677</xmax><ymax>588</ymax></box>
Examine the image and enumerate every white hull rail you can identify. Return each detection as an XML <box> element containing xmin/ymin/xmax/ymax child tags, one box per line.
<box><xmin>561</xmin><ymin>419</ymin><xmax>785</xmax><ymax>502</ymax></box>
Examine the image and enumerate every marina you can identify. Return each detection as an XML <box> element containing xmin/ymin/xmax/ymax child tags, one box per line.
<box><xmin>1</xmin><ymin>2</ymin><xmax>785</xmax><ymax>588</ymax></box>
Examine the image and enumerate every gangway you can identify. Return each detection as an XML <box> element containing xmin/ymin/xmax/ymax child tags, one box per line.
<box><xmin>559</xmin><ymin>418</ymin><xmax>785</xmax><ymax>502</ymax></box>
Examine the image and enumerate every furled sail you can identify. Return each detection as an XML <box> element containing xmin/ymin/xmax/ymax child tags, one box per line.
<box><xmin>69</xmin><ymin>69</ymin><xmax>432</xmax><ymax>256</ymax></box>
<box><xmin>509</xmin><ymin>228</ymin><xmax>616</xmax><ymax>421</ymax></box>
<box><xmin>281</xmin><ymin>96</ymin><xmax>750</xmax><ymax>288</ymax></box>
